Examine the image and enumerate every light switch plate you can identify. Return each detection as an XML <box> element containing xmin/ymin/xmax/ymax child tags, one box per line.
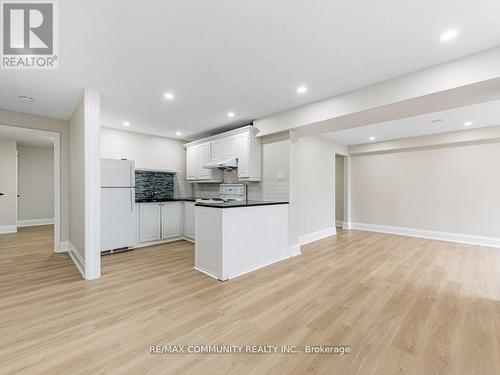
<box><xmin>276</xmin><ymin>170</ymin><xmax>284</xmax><ymax>180</ymax></box>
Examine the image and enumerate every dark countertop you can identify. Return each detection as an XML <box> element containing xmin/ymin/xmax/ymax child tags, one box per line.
<box><xmin>135</xmin><ymin>197</ymin><xmax>199</xmax><ymax>203</ymax></box>
<box><xmin>195</xmin><ymin>200</ymin><xmax>289</xmax><ymax>208</ymax></box>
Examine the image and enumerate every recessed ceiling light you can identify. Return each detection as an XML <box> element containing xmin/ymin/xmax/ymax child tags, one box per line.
<box><xmin>227</xmin><ymin>112</ymin><xmax>235</xmax><ymax>118</ymax></box>
<box><xmin>176</xmin><ymin>131</ymin><xmax>182</xmax><ymax>136</ymax></box>
<box><xmin>18</xmin><ymin>95</ymin><xmax>34</xmax><ymax>102</ymax></box>
<box><xmin>439</xmin><ymin>30</ymin><xmax>458</xmax><ymax>42</ymax></box>
<box><xmin>296</xmin><ymin>85</ymin><xmax>307</xmax><ymax>94</ymax></box>
<box><xmin>164</xmin><ymin>92</ymin><xmax>175</xmax><ymax>100</ymax></box>
<box><xmin>122</xmin><ymin>121</ymin><xmax>131</xmax><ymax>127</ymax></box>
<box><xmin>463</xmin><ymin>121</ymin><xmax>473</xmax><ymax>126</ymax></box>
<box><xmin>369</xmin><ymin>136</ymin><xmax>376</xmax><ymax>141</ymax></box>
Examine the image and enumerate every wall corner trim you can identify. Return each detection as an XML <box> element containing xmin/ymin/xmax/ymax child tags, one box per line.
<box><xmin>350</xmin><ymin>223</ymin><xmax>500</xmax><ymax>249</ymax></box>
<box><xmin>66</xmin><ymin>241</ymin><xmax>85</xmax><ymax>278</ymax></box>
<box><xmin>290</xmin><ymin>244</ymin><xmax>301</xmax><ymax>257</ymax></box>
<box><xmin>299</xmin><ymin>226</ymin><xmax>337</xmax><ymax>246</ymax></box>
<box><xmin>57</xmin><ymin>240</ymin><xmax>69</xmax><ymax>253</ymax></box>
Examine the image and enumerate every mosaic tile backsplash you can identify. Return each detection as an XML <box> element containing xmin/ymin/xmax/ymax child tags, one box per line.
<box><xmin>135</xmin><ymin>171</ymin><xmax>174</xmax><ymax>200</ymax></box>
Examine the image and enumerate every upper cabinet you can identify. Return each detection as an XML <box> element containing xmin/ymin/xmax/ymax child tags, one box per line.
<box><xmin>237</xmin><ymin>130</ymin><xmax>261</xmax><ymax>181</ymax></box>
<box><xmin>184</xmin><ymin>126</ymin><xmax>261</xmax><ymax>183</ymax></box>
<box><xmin>211</xmin><ymin>135</ymin><xmax>237</xmax><ymax>162</ymax></box>
<box><xmin>186</xmin><ymin>143</ymin><xmax>221</xmax><ymax>182</ymax></box>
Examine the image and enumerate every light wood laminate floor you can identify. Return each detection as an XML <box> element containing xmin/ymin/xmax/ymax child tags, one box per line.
<box><xmin>1</xmin><ymin>225</ymin><xmax>500</xmax><ymax>374</ymax></box>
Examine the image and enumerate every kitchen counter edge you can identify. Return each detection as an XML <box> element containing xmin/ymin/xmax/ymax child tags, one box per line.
<box><xmin>194</xmin><ymin>201</ymin><xmax>289</xmax><ymax>208</ymax></box>
<box><xmin>135</xmin><ymin>197</ymin><xmax>199</xmax><ymax>203</ymax></box>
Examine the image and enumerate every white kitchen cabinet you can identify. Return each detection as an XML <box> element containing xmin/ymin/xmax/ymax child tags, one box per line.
<box><xmin>211</xmin><ymin>135</ymin><xmax>237</xmax><ymax>162</ymax></box>
<box><xmin>186</xmin><ymin>142</ymin><xmax>221</xmax><ymax>182</ymax></box>
<box><xmin>186</xmin><ymin>147</ymin><xmax>199</xmax><ymax>180</ymax></box>
<box><xmin>184</xmin><ymin>126</ymin><xmax>261</xmax><ymax>183</ymax></box>
<box><xmin>237</xmin><ymin>130</ymin><xmax>261</xmax><ymax>181</ymax></box>
<box><xmin>183</xmin><ymin>201</ymin><xmax>195</xmax><ymax>240</ymax></box>
<box><xmin>197</xmin><ymin>143</ymin><xmax>212</xmax><ymax>180</ymax></box>
<box><xmin>161</xmin><ymin>202</ymin><xmax>180</xmax><ymax>239</ymax></box>
<box><xmin>237</xmin><ymin>132</ymin><xmax>249</xmax><ymax>178</ymax></box>
<box><xmin>139</xmin><ymin>203</ymin><xmax>161</xmax><ymax>243</ymax></box>
<box><xmin>138</xmin><ymin>202</ymin><xmax>183</xmax><ymax>243</ymax></box>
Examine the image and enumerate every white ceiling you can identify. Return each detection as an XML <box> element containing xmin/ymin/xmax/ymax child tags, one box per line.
<box><xmin>0</xmin><ymin>131</ymin><xmax>54</xmax><ymax>148</ymax></box>
<box><xmin>1</xmin><ymin>1</ymin><xmax>500</xmax><ymax>139</ymax></box>
<box><xmin>324</xmin><ymin>99</ymin><xmax>500</xmax><ymax>145</ymax></box>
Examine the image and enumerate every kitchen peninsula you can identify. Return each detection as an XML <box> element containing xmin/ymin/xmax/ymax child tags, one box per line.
<box><xmin>195</xmin><ymin>199</ymin><xmax>290</xmax><ymax>281</ymax></box>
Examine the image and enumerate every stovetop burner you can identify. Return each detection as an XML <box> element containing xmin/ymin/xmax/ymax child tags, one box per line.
<box><xmin>196</xmin><ymin>185</ymin><xmax>246</xmax><ymax>204</ymax></box>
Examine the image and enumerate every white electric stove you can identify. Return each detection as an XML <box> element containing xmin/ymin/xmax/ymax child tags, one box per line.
<box><xmin>196</xmin><ymin>184</ymin><xmax>246</xmax><ymax>204</ymax></box>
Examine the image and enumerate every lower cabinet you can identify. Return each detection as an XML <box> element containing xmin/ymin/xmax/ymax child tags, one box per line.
<box><xmin>161</xmin><ymin>202</ymin><xmax>180</xmax><ymax>239</ymax></box>
<box><xmin>139</xmin><ymin>203</ymin><xmax>161</xmax><ymax>243</ymax></box>
<box><xmin>138</xmin><ymin>201</ymin><xmax>192</xmax><ymax>244</ymax></box>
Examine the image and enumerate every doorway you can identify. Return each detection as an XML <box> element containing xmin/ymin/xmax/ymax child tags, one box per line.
<box><xmin>335</xmin><ymin>154</ymin><xmax>347</xmax><ymax>229</ymax></box>
<box><xmin>0</xmin><ymin>125</ymin><xmax>61</xmax><ymax>252</ymax></box>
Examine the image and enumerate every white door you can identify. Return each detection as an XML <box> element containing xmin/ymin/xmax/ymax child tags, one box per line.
<box><xmin>102</xmin><ymin>159</ymin><xmax>135</xmax><ymax>187</ymax></box>
<box><xmin>237</xmin><ymin>132</ymin><xmax>249</xmax><ymax>178</ymax></box>
<box><xmin>139</xmin><ymin>203</ymin><xmax>161</xmax><ymax>243</ymax></box>
<box><xmin>101</xmin><ymin>188</ymin><xmax>137</xmax><ymax>250</ymax></box>
<box><xmin>186</xmin><ymin>147</ymin><xmax>199</xmax><ymax>180</ymax></box>
<box><xmin>161</xmin><ymin>202</ymin><xmax>179</xmax><ymax>239</ymax></box>
<box><xmin>197</xmin><ymin>143</ymin><xmax>211</xmax><ymax>180</ymax></box>
<box><xmin>184</xmin><ymin>201</ymin><xmax>195</xmax><ymax>239</ymax></box>
<box><xmin>0</xmin><ymin>140</ymin><xmax>17</xmax><ymax>229</ymax></box>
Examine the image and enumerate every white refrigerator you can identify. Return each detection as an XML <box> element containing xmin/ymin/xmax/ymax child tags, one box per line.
<box><xmin>101</xmin><ymin>159</ymin><xmax>137</xmax><ymax>251</ymax></box>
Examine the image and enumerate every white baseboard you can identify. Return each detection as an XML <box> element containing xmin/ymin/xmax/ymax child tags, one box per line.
<box><xmin>17</xmin><ymin>218</ymin><xmax>54</xmax><ymax>227</ymax></box>
<box><xmin>226</xmin><ymin>254</ymin><xmax>290</xmax><ymax>280</ymax></box>
<box><xmin>299</xmin><ymin>226</ymin><xmax>337</xmax><ymax>246</ymax></box>
<box><xmin>335</xmin><ymin>220</ymin><xmax>344</xmax><ymax>227</ymax></box>
<box><xmin>350</xmin><ymin>223</ymin><xmax>500</xmax><ymax>249</ymax></box>
<box><xmin>195</xmin><ymin>254</ymin><xmax>292</xmax><ymax>281</ymax></box>
<box><xmin>66</xmin><ymin>241</ymin><xmax>85</xmax><ymax>278</ymax></box>
<box><xmin>0</xmin><ymin>225</ymin><xmax>17</xmax><ymax>234</ymax></box>
<box><xmin>58</xmin><ymin>240</ymin><xmax>69</xmax><ymax>253</ymax></box>
<box><xmin>343</xmin><ymin>222</ymin><xmax>352</xmax><ymax>230</ymax></box>
<box><xmin>193</xmin><ymin>265</ymin><xmax>220</xmax><ymax>280</ymax></box>
<box><xmin>290</xmin><ymin>244</ymin><xmax>301</xmax><ymax>257</ymax></box>
<box><xmin>132</xmin><ymin>236</ymin><xmax>194</xmax><ymax>249</ymax></box>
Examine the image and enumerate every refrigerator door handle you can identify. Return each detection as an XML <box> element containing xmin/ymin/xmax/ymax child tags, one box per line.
<box><xmin>130</xmin><ymin>164</ymin><xmax>134</xmax><ymax>187</ymax></box>
<box><xmin>130</xmin><ymin>189</ymin><xmax>135</xmax><ymax>212</ymax></box>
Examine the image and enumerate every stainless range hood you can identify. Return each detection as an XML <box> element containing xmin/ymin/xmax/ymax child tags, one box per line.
<box><xmin>203</xmin><ymin>158</ymin><xmax>238</xmax><ymax>170</ymax></box>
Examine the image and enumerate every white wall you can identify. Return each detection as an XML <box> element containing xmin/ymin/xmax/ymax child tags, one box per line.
<box><xmin>257</xmin><ymin>132</ymin><xmax>290</xmax><ymax>201</ymax></box>
<box><xmin>69</xmin><ymin>97</ymin><xmax>86</xmax><ymax>259</ymax></box>
<box><xmin>287</xmin><ymin>135</ymin><xmax>348</xmax><ymax>248</ymax></box>
<box><xmin>17</xmin><ymin>145</ymin><xmax>54</xmax><ymax>221</ymax></box>
<box><xmin>351</xmin><ymin>142</ymin><xmax>500</xmax><ymax>238</ymax></box>
<box><xmin>100</xmin><ymin>128</ymin><xmax>192</xmax><ymax>197</ymax></box>
<box><xmin>68</xmin><ymin>90</ymin><xmax>102</xmax><ymax>280</ymax></box>
<box><xmin>295</xmin><ymin>136</ymin><xmax>348</xmax><ymax>239</ymax></box>
<box><xmin>0</xmin><ymin>109</ymin><xmax>69</xmax><ymax>241</ymax></box>
<box><xmin>0</xmin><ymin>139</ymin><xmax>17</xmax><ymax>231</ymax></box>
